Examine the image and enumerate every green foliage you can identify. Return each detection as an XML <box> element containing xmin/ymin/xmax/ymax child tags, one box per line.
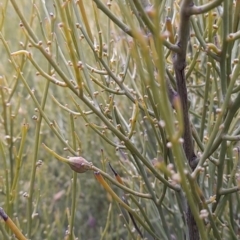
<box><xmin>0</xmin><ymin>0</ymin><xmax>240</xmax><ymax>239</ymax></box>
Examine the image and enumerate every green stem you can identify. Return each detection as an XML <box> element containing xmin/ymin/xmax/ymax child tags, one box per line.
<box><xmin>27</xmin><ymin>75</ymin><xmax>50</xmax><ymax>238</ymax></box>
<box><xmin>69</xmin><ymin>114</ymin><xmax>78</xmax><ymax>240</ymax></box>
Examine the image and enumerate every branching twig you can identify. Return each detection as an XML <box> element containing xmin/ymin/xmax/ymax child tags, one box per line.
<box><xmin>189</xmin><ymin>0</ymin><xmax>224</xmax><ymax>15</ymax></box>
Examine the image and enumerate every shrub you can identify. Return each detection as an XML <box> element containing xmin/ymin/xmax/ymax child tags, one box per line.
<box><xmin>0</xmin><ymin>0</ymin><xmax>240</xmax><ymax>239</ymax></box>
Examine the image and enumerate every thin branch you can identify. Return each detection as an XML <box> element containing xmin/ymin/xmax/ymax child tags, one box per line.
<box><xmin>189</xmin><ymin>0</ymin><xmax>224</xmax><ymax>15</ymax></box>
<box><xmin>132</xmin><ymin>0</ymin><xmax>155</xmax><ymax>32</ymax></box>
<box><xmin>222</xmin><ymin>135</ymin><xmax>240</xmax><ymax>141</ymax></box>
<box><xmin>163</xmin><ymin>39</ymin><xmax>181</xmax><ymax>53</ymax></box>
<box><xmin>220</xmin><ymin>187</ymin><xmax>240</xmax><ymax>195</ymax></box>
<box><xmin>92</xmin><ymin>0</ymin><xmax>181</xmax><ymax>53</ymax></box>
<box><xmin>92</xmin><ymin>0</ymin><xmax>132</xmax><ymax>36</ymax></box>
<box><xmin>227</xmin><ymin>31</ymin><xmax>240</xmax><ymax>41</ymax></box>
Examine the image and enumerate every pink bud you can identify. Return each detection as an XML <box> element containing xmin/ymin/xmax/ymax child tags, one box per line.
<box><xmin>68</xmin><ymin>157</ymin><xmax>92</xmax><ymax>173</ymax></box>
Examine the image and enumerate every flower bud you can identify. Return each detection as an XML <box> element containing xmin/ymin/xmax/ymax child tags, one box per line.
<box><xmin>68</xmin><ymin>157</ymin><xmax>92</xmax><ymax>173</ymax></box>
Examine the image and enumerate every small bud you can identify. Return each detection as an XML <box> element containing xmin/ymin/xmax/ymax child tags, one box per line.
<box><xmin>171</xmin><ymin>173</ymin><xmax>181</xmax><ymax>183</ymax></box>
<box><xmin>166</xmin><ymin>142</ymin><xmax>172</xmax><ymax>148</ymax></box>
<box><xmin>199</xmin><ymin>209</ymin><xmax>209</xmax><ymax>219</ymax></box>
<box><xmin>159</xmin><ymin>120</ymin><xmax>165</xmax><ymax>127</ymax></box>
<box><xmin>32</xmin><ymin>115</ymin><xmax>38</xmax><ymax>120</ymax></box>
<box><xmin>23</xmin><ymin>192</ymin><xmax>29</xmax><ymax>198</ymax></box>
<box><xmin>36</xmin><ymin>160</ymin><xmax>43</xmax><ymax>167</ymax></box>
<box><xmin>68</xmin><ymin>157</ymin><xmax>92</xmax><ymax>173</ymax></box>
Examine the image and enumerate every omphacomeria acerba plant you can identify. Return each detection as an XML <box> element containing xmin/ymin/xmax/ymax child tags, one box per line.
<box><xmin>1</xmin><ymin>0</ymin><xmax>240</xmax><ymax>239</ymax></box>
